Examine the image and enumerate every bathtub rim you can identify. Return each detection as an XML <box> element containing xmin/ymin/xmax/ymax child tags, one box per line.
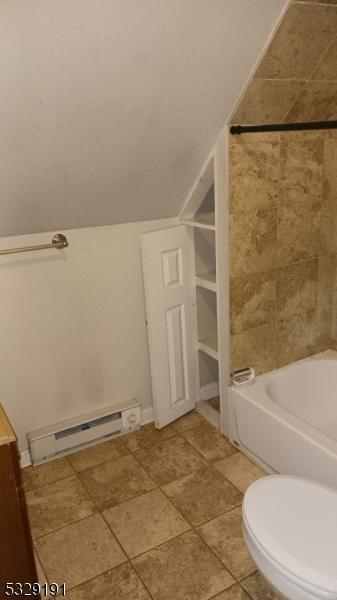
<box><xmin>229</xmin><ymin>350</ymin><xmax>337</xmax><ymax>466</ymax></box>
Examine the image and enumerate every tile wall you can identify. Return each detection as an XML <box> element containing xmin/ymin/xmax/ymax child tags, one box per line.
<box><xmin>229</xmin><ymin>130</ymin><xmax>337</xmax><ymax>374</ymax></box>
<box><xmin>231</xmin><ymin>1</ymin><xmax>337</xmax><ymax>125</ymax></box>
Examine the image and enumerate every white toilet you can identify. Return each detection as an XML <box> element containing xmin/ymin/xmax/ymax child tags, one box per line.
<box><xmin>242</xmin><ymin>475</ymin><xmax>337</xmax><ymax>600</ymax></box>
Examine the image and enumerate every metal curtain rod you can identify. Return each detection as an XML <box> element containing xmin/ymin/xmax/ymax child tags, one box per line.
<box><xmin>0</xmin><ymin>233</ymin><xmax>68</xmax><ymax>256</ymax></box>
<box><xmin>230</xmin><ymin>120</ymin><xmax>337</xmax><ymax>135</ymax></box>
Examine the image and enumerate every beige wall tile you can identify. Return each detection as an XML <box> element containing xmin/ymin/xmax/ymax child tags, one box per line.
<box><xmin>319</xmin><ymin>210</ymin><xmax>337</xmax><ymax>255</ymax></box>
<box><xmin>103</xmin><ymin>489</ymin><xmax>190</xmax><ymax>558</ymax></box>
<box><xmin>229</xmin><ymin>132</ymin><xmax>280</xmax><ymax>145</ymax></box>
<box><xmin>230</xmin><ymin>323</ymin><xmax>276</xmax><ymax>374</ymax></box>
<box><xmin>317</xmin><ymin>254</ymin><xmax>337</xmax><ymax>307</ymax></box>
<box><xmin>316</xmin><ymin>304</ymin><xmax>335</xmax><ymax>351</ymax></box>
<box><xmin>280</xmin><ymin>129</ymin><xmax>327</xmax><ymax>142</ymax></box>
<box><xmin>229</xmin><ymin>208</ymin><xmax>277</xmax><ymax>279</ymax></box>
<box><xmin>230</xmin><ymin>270</ymin><xmax>276</xmax><ymax>334</ymax></box>
<box><xmin>300</xmin><ymin>0</ymin><xmax>337</xmax><ymax>6</ymax></box>
<box><xmin>198</xmin><ymin>507</ymin><xmax>256</xmax><ymax>580</ymax></box>
<box><xmin>229</xmin><ymin>142</ymin><xmax>279</xmax><ymax>214</ymax></box>
<box><xmin>312</xmin><ymin>35</ymin><xmax>337</xmax><ymax>80</ymax></box>
<box><xmin>276</xmin><ymin>309</ymin><xmax>317</xmax><ymax>367</ymax></box>
<box><xmin>323</xmin><ymin>137</ymin><xmax>337</xmax><ymax>213</ymax></box>
<box><xmin>231</xmin><ymin>79</ymin><xmax>305</xmax><ymax>125</ymax></box>
<box><xmin>330</xmin><ymin>304</ymin><xmax>337</xmax><ymax>347</ymax></box>
<box><xmin>277</xmin><ymin>191</ymin><xmax>321</xmax><ymax>265</ymax></box>
<box><xmin>276</xmin><ymin>259</ymin><xmax>318</xmax><ymax>319</ymax></box>
<box><xmin>64</xmin><ymin>564</ymin><xmax>151</xmax><ymax>600</ymax></box>
<box><xmin>319</xmin><ymin>135</ymin><xmax>337</xmax><ymax>255</ymax></box>
<box><xmin>255</xmin><ymin>3</ymin><xmax>337</xmax><ymax>80</ymax></box>
<box><xmin>162</xmin><ymin>467</ymin><xmax>242</xmax><ymax>527</ymax></box>
<box><xmin>132</xmin><ymin>531</ymin><xmax>234</xmax><ymax>600</ymax></box>
<box><xmin>35</xmin><ymin>514</ymin><xmax>126</xmax><ymax>590</ymax></box>
<box><xmin>286</xmin><ymin>81</ymin><xmax>337</xmax><ymax>122</ymax></box>
<box><xmin>228</xmin><ymin>0</ymin><xmax>337</xmax><ymax>372</ymax></box>
<box><xmin>280</xmin><ymin>138</ymin><xmax>324</xmax><ymax>198</ymax></box>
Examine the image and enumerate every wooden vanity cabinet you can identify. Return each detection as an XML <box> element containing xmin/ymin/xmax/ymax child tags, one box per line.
<box><xmin>0</xmin><ymin>406</ymin><xmax>39</xmax><ymax>599</ymax></box>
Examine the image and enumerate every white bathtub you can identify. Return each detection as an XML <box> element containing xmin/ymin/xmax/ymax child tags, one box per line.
<box><xmin>229</xmin><ymin>351</ymin><xmax>337</xmax><ymax>488</ymax></box>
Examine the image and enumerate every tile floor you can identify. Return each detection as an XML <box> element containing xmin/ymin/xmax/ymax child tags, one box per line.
<box><xmin>23</xmin><ymin>411</ymin><xmax>276</xmax><ymax>600</ymax></box>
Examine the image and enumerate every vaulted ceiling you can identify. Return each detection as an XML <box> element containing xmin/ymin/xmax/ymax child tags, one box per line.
<box><xmin>232</xmin><ymin>0</ymin><xmax>337</xmax><ymax>124</ymax></box>
<box><xmin>0</xmin><ymin>0</ymin><xmax>287</xmax><ymax>236</ymax></box>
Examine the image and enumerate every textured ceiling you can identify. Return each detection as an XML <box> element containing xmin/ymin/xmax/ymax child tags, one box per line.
<box><xmin>232</xmin><ymin>0</ymin><xmax>337</xmax><ymax>125</ymax></box>
<box><xmin>0</xmin><ymin>0</ymin><xmax>287</xmax><ymax>236</ymax></box>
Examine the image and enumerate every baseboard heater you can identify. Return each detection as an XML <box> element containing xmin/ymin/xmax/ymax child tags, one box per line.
<box><xmin>28</xmin><ymin>399</ymin><xmax>141</xmax><ymax>465</ymax></box>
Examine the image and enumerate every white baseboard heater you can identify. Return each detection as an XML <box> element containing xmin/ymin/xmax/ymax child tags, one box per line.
<box><xmin>28</xmin><ymin>399</ymin><xmax>141</xmax><ymax>466</ymax></box>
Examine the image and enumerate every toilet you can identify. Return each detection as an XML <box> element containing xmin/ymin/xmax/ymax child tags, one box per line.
<box><xmin>242</xmin><ymin>475</ymin><xmax>337</xmax><ymax>600</ymax></box>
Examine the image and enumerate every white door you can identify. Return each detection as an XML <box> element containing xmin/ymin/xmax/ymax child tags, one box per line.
<box><xmin>141</xmin><ymin>225</ymin><xmax>198</xmax><ymax>428</ymax></box>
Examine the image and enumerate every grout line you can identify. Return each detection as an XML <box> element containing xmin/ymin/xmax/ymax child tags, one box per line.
<box><xmin>28</xmin><ymin>415</ymin><xmax>257</xmax><ymax>597</ymax></box>
<box><xmin>69</xmin><ymin>445</ymin><xmax>133</xmax><ymax>475</ymax></box>
<box><xmin>208</xmin><ymin>580</ymin><xmax>258</xmax><ymax>600</ymax></box>
<box><xmin>32</xmin><ymin>511</ymin><xmax>100</xmax><ymax>543</ymax></box>
<box><xmin>33</xmin><ymin>544</ymin><xmax>50</xmax><ymax>588</ymax></box>
<box><xmin>23</xmin><ymin>469</ymin><xmax>78</xmax><ymax>493</ymax></box>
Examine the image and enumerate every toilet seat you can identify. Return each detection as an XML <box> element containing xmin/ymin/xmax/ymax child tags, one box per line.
<box><xmin>242</xmin><ymin>475</ymin><xmax>337</xmax><ymax>599</ymax></box>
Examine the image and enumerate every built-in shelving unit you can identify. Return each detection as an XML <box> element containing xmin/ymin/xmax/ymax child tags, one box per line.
<box><xmin>198</xmin><ymin>335</ymin><xmax>218</xmax><ymax>360</ymax></box>
<box><xmin>179</xmin><ymin>135</ymin><xmax>229</xmax><ymax>435</ymax></box>
<box><xmin>195</xmin><ymin>271</ymin><xmax>216</xmax><ymax>292</ymax></box>
<box><xmin>179</xmin><ymin>154</ymin><xmax>223</xmax><ymax>429</ymax></box>
<box><xmin>181</xmin><ymin>212</ymin><xmax>215</xmax><ymax>230</ymax></box>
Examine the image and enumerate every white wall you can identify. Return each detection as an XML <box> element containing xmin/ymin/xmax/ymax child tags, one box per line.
<box><xmin>0</xmin><ymin>218</ymin><xmax>176</xmax><ymax>451</ymax></box>
<box><xmin>0</xmin><ymin>0</ymin><xmax>287</xmax><ymax>235</ymax></box>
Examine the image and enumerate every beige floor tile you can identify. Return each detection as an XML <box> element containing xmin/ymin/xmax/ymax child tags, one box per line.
<box><xmin>241</xmin><ymin>572</ymin><xmax>279</xmax><ymax>600</ymax></box>
<box><xmin>198</xmin><ymin>506</ymin><xmax>256</xmax><ymax>580</ymax></box>
<box><xmin>213</xmin><ymin>584</ymin><xmax>251</xmax><ymax>600</ymax></box>
<box><xmin>34</xmin><ymin>552</ymin><xmax>48</xmax><ymax>585</ymax></box>
<box><xmin>103</xmin><ymin>488</ymin><xmax>190</xmax><ymax>557</ymax></box>
<box><xmin>79</xmin><ymin>454</ymin><xmax>156</xmax><ymax>510</ymax></box>
<box><xmin>124</xmin><ymin>422</ymin><xmax>177</xmax><ymax>452</ymax></box>
<box><xmin>134</xmin><ymin>435</ymin><xmax>208</xmax><ymax>485</ymax></box>
<box><xmin>163</xmin><ymin>466</ymin><xmax>242</xmax><ymax>527</ymax></box>
<box><xmin>133</xmin><ymin>530</ymin><xmax>234</xmax><ymax>600</ymax></box>
<box><xmin>68</xmin><ymin>437</ymin><xmax>128</xmax><ymax>472</ymax></box>
<box><xmin>26</xmin><ymin>475</ymin><xmax>96</xmax><ymax>538</ymax></box>
<box><xmin>35</xmin><ymin>514</ymin><xmax>126</xmax><ymax>590</ymax></box>
<box><xmin>182</xmin><ymin>423</ymin><xmax>236</xmax><ymax>462</ymax></box>
<box><xmin>22</xmin><ymin>457</ymin><xmax>74</xmax><ymax>491</ymax></box>
<box><xmin>64</xmin><ymin>563</ymin><xmax>151</xmax><ymax>600</ymax></box>
<box><xmin>173</xmin><ymin>410</ymin><xmax>206</xmax><ymax>433</ymax></box>
<box><xmin>215</xmin><ymin>453</ymin><xmax>265</xmax><ymax>493</ymax></box>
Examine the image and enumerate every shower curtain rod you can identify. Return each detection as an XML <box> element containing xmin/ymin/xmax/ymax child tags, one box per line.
<box><xmin>230</xmin><ymin>120</ymin><xmax>337</xmax><ymax>135</ymax></box>
<box><xmin>0</xmin><ymin>233</ymin><xmax>68</xmax><ymax>256</ymax></box>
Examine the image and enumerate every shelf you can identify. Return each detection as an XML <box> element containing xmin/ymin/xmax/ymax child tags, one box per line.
<box><xmin>181</xmin><ymin>212</ymin><xmax>215</xmax><ymax>231</ymax></box>
<box><xmin>195</xmin><ymin>271</ymin><xmax>216</xmax><ymax>292</ymax></box>
<box><xmin>198</xmin><ymin>335</ymin><xmax>218</xmax><ymax>361</ymax></box>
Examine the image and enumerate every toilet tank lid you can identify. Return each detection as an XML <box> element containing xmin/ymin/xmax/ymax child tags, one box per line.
<box><xmin>243</xmin><ymin>475</ymin><xmax>337</xmax><ymax>596</ymax></box>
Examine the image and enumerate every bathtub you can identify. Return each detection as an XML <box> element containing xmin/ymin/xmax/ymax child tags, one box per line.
<box><xmin>229</xmin><ymin>351</ymin><xmax>337</xmax><ymax>488</ymax></box>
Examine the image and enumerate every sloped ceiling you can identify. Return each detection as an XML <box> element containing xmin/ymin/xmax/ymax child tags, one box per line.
<box><xmin>232</xmin><ymin>0</ymin><xmax>337</xmax><ymax>124</ymax></box>
<box><xmin>0</xmin><ymin>0</ymin><xmax>287</xmax><ymax>236</ymax></box>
